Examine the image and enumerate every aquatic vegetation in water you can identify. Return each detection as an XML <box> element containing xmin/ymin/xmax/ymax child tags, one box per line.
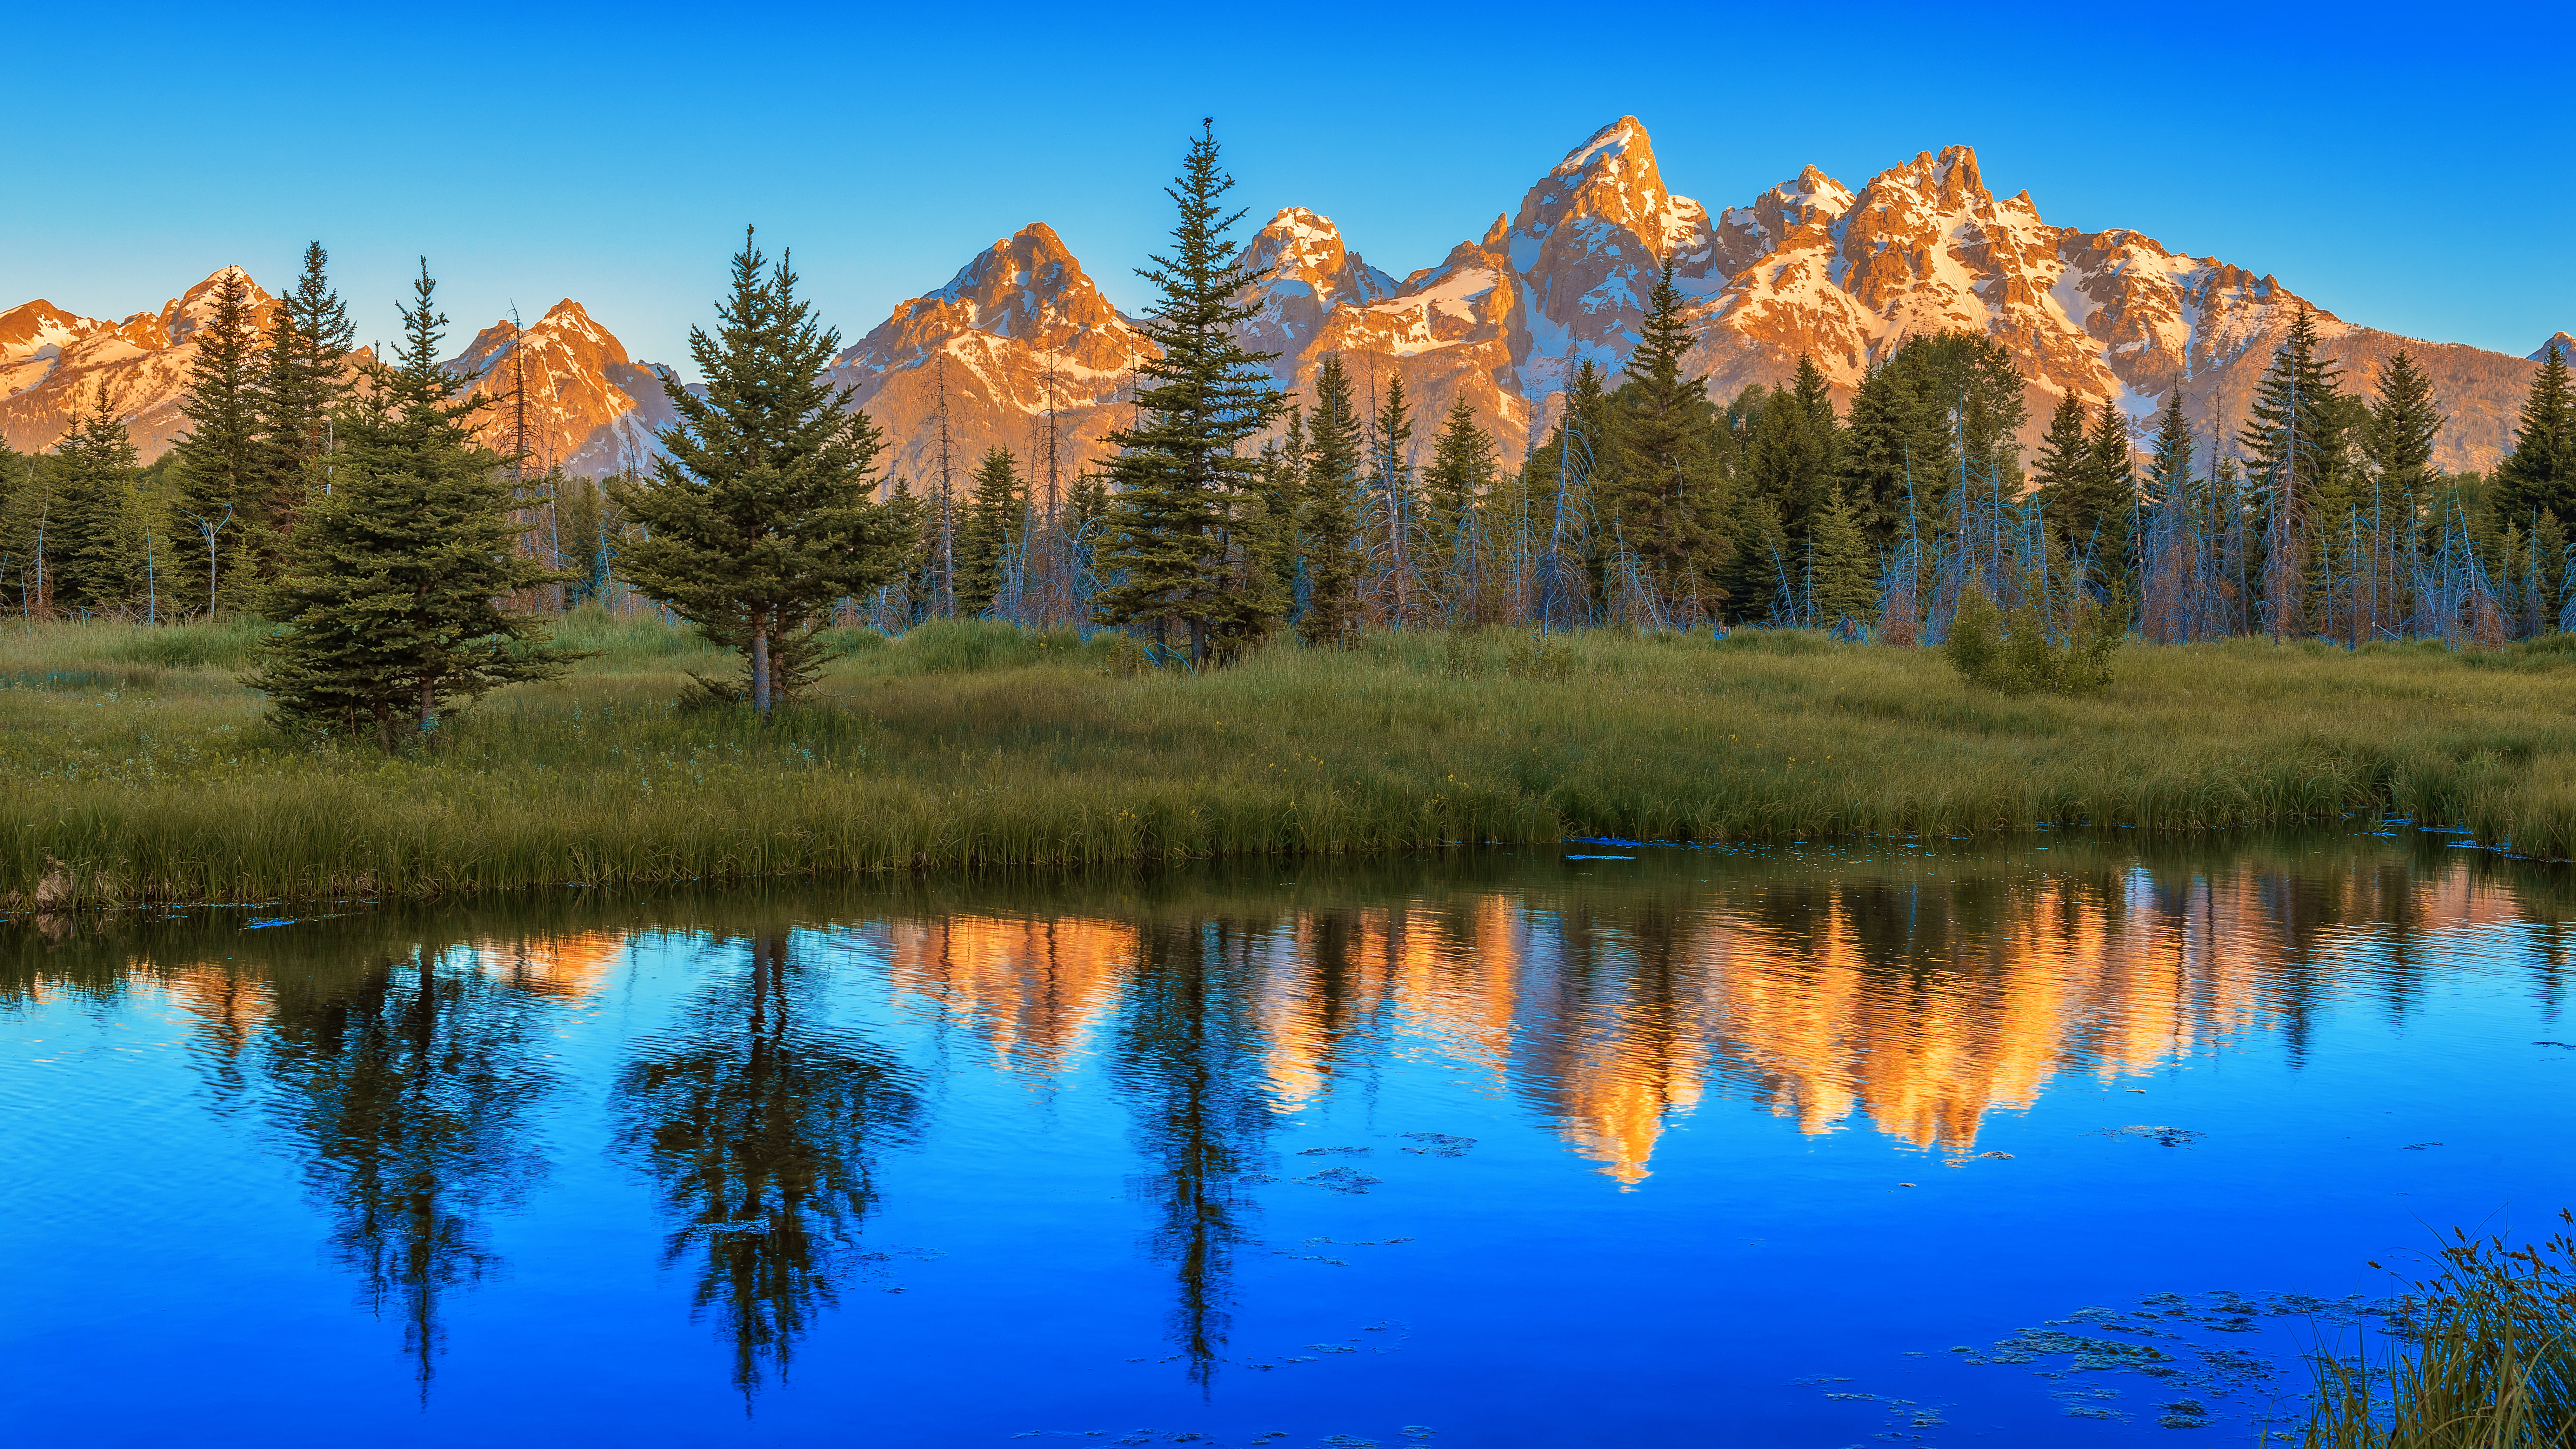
<box><xmin>2091</xmin><ymin>1124</ymin><xmax>2205</xmax><ymax>1147</ymax></box>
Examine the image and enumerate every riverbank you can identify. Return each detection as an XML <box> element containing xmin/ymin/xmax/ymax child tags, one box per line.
<box><xmin>4</xmin><ymin>612</ymin><xmax>2573</xmax><ymax>910</ymax></box>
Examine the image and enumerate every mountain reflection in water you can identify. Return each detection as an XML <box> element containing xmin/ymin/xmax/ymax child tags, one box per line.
<box><xmin>4</xmin><ymin>832</ymin><xmax>2570</xmax><ymax>1442</ymax></box>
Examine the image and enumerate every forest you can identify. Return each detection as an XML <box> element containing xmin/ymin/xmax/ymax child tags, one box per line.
<box><xmin>3</xmin><ymin>126</ymin><xmax>2576</xmax><ymax>910</ymax></box>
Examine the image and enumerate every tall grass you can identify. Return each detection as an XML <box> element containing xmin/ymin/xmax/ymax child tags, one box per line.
<box><xmin>2302</xmin><ymin>1213</ymin><xmax>2576</xmax><ymax>1448</ymax></box>
<box><xmin>5</xmin><ymin>617</ymin><xmax>2575</xmax><ymax>908</ymax></box>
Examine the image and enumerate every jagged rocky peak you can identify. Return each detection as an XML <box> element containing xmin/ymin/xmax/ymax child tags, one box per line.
<box><xmin>1509</xmin><ymin>115</ymin><xmax>1709</xmax><ymax>268</ymax></box>
<box><xmin>0</xmin><ymin>299</ymin><xmax>109</xmax><ymax>363</ymax></box>
<box><xmin>1239</xmin><ymin>208</ymin><xmax>1394</xmax><ymax>301</ymax></box>
<box><xmin>2532</xmin><ymin>331</ymin><xmax>2576</xmax><ymax>362</ymax></box>
<box><xmin>451</xmin><ymin>299</ymin><xmax>633</xmax><ymax>379</ymax></box>
<box><xmin>921</xmin><ymin>221</ymin><xmax>1124</xmax><ymax>341</ymax></box>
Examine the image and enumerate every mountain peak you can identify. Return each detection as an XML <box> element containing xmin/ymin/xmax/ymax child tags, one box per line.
<box><xmin>2533</xmin><ymin>331</ymin><xmax>2576</xmax><ymax>362</ymax></box>
<box><xmin>1552</xmin><ymin>115</ymin><xmax>1654</xmax><ymax>179</ymax></box>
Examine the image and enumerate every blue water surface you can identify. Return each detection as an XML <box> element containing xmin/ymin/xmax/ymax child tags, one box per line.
<box><xmin>4</xmin><ymin>833</ymin><xmax>2570</xmax><ymax>1446</ymax></box>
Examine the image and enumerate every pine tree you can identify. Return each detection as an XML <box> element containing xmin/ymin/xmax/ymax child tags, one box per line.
<box><xmin>1838</xmin><ymin>355</ymin><xmax>1944</xmax><ymax>550</ymax></box>
<box><xmin>612</xmin><ymin>231</ymin><xmax>907</xmax><ymax>713</ymax></box>
<box><xmin>1807</xmin><ymin>484</ymin><xmax>1875</xmax><ymax>628</ymax></box>
<box><xmin>954</xmin><ymin>446</ymin><xmax>1026</xmax><ymax>618</ymax></box>
<box><xmin>0</xmin><ymin>440</ymin><xmax>56</xmax><ymax>617</ymax></box>
<box><xmin>2073</xmin><ymin>397</ymin><xmax>2138</xmax><ymax>580</ymax></box>
<box><xmin>2239</xmin><ymin>305</ymin><xmax>2347</xmax><ymax>635</ymax></box>
<box><xmin>1421</xmin><ymin>400</ymin><xmax>1494</xmax><ymax>577</ymax></box>
<box><xmin>2363</xmin><ymin>349</ymin><xmax>2442</xmax><ymax>523</ymax></box>
<box><xmin>249</xmin><ymin>242</ymin><xmax>355</xmax><ymax>575</ymax></box>
<box><xmin>1366</xmin><ymin>373</ymin><xmax>1416</xmax><ymax>621</ymax></box>
<box><xmin>1252</xmin><ymin>408</ymin><xmax>1306</xmax><ymax>616</ymax></box>
<box><xmin>168</xmin><ymin>266</ymin><xmax>262</xmax><ymax>615</ymax></box>
<box><xmin>1742</xmin><ymin>368</ymin><xmax>1834</xmax><ymax>554</ymax></box>
<box><xmin>2030</xmin><ymin>392</ymin><xmax>2092</xmax><ymax>533</ymax></box>
<box><xmin>1602</xmin><ymin>258</ymin><xmax>1724</xmax><ymax>596</ymax></box>
<box><xmin>1299</xmin><ymin>355</ymin><xmax>1364</xmax><ymax>647</ymax></box>
<box><xmin>1092</xmin><ymin>122</ymin><xmax>1285</xmax><ymax>666</ymax></box>
<box><xmin>2144</xmin><ymin>390</ymin><xmax>2193</xmax><ymax>507</ymax></box>
<box><xmin>51</xmin><ymin>382</ymin><xmax>145</xmax><ymax>615</ymax></box>
<box><xmin>249</xmin><ymin>261</ymin><xmax>578</xmax><ymax>750</ymax></box>
<box><xmin>2494</xmin><ymin>340</ymin><xmax>2574</xmax><ymax>527</ymax></box>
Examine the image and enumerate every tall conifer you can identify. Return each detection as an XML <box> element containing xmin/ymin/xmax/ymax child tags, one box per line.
<box><xmin>2364</xmin><ymin>349</ymin><xmax>2442</xmax><ymax>516</ymax></box>
<box><xmin>249</xmin><ymin>242</ymin><xmax>355</xmax><ymax>572</ymax></box>
<box><xmin>1421</xmin><ymin>401</ymin><xmax>1494</xmax><ymax>575</ymax></box>
<box><xmin>613</xmin><ymin>232</ymin><xmax>906</xmax><ymax>712</ymax></box>
<box><xmin>1808</xmin><ymin>485</ymin><xmax>1875</xmax><ymax>628</ymax></box>
<box><xmin>169</xmin><ymin>266</ymin><xmax>262</xmax><ymax>614</ymax></box>
<box><xmin>1299</xmin><ymin>356</ymin><xmax>1364</xmax><ymax>647</ymax></box>
<box><xmin>251</xmin><ymin>261</ymin><xmax>576</xmax><ymax>749</ymax></box>
<box><xmin>1092</xmin><ymin>122</ymin><xmax>1285</xmax><ymax>666</ymax></box>
<box><xmin>2494</xmin><ymin>340</ymin><xmax>2574</xmax><ymax>526</ymax></box>
<box><xmin>1604</xmin><ymin>258</ymin><xmax>1724</xmax><ymax>592</ymax></box>
<box><xmin>51</xmin><ymin>382</ymin><xmax>145</xmax><ymax>615</ymax></box>
<box><xmin>955</xmin><ymin>446</ymin><xmax>1026</xmax><ymax>617</ymax></box>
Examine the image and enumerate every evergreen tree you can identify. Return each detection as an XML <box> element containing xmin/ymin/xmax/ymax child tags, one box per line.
<box><xmin>1421</xmin><ymin>400</ymin><xmax>1494</xmax><ymax>576</ymax></box>
<box><xmin>1248</xmin><ymin>412</ymin><xmax>1304</xmax><ymax>621</ymax></box>
<box><xmin>1364</xmin><ymin>373</ymin><xmax>1418</xmax><ymax>620</ymax></box>
<box><xmin>2238</xmin><ymin>305</ymin><xmax>2347</xmax><ymax>634</ymax></box>
<box><xmin>0</xmin><ymin>441</ymin><xmax>56</xmax><ymax>617</ymax></box>
<box><xmin>2494</xmin><ymin>340</ymin><xmax>2574</xmax><ymax>527</ymax></box>
<box><xmin>1838</xmin><ymin>354</ymin><xmax>1945</xmax><ymax>549</ymax></box>
<box><xmin>2073</xmin><ymin>397</ymin><xmax>2138</xmax><ymax>577</ymax></box>
<box><xmin>2144</xmin><ymin>390</ymin><xmax>2193</xmax><ymax>508</ymax></box>
<box><xmin>1299</xmin><ymin>355</ymin><xmax>1364</xmax><ymax>647</ymax></box>
<box><xmin>954</xmin><ymin>446</ymin><xmax>1026</xmax><ymax>617</ymax></box>
<box><xmin>2358</xmin><ymin>350</ymin><xmax>2441</xmax><ymax>534</ymax></box>
<box><xmin>250</xmin><ymin>261</ymin><xmax>577</xmax><ymax>750</ymax></box>
<box><xmin>249</xmin><ymin>242</ymin><xmax>355</xmax><ymax>574</ymax></box>
<box><xmin>1092</xmin><ymin>123</ymin><xmax>1286</xmax><ymax>666</ymax></box>
<box><xmin>1741</xmin><ymin>368</ymin><xmax>1834</xmax><ymax>553</ymax></box>
<box><xmin>51</xmin><ymin>382</ymin><xmax>146</xmax><ymax>615</ymax></box>
<box><xmin>1602</xmin><ymin>258</ymin><xmax>1724</xmax><ymax>595</ymax></box>
<box><xmin>168</xmin><ymin>266</ymin><xmax>262</xmax><ymax>615</ymax></box>
<box><xmin>1807</xmin><ymin>484</ymin><xmax>1876</xmax><ymax>628</ymax></box>
<box><xmin>2030</xmin><ymin>392</ymin><xmax>2092</xmax><ymax>534</ymax></box>
<box><xmin>613</xmin><ymin>231</ymin><xmax>906</xmax><ymax>713</ymax></box>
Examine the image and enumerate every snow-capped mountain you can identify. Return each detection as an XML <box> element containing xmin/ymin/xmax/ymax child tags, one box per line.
<box><xmin>442</xmin><ymin>299</ymin><xmax>679</xmax><ymax>477</ymax></box>
<box><xmin>0</xmin><ymin>268</ymin><xmax>282</xmax><ymax>456</ymax></box>
<box><xmin>6</xmin><ymin>118</ymin><xmax>2554</xmax><ymax>482</ymax></box>
<box><xmin>822</xmin><ymin>221</ymin><xmax>1155</xmax><ymax>495</ymax></box>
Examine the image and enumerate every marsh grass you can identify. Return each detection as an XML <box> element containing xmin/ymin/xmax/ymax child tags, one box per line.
<box><xmin>4</xmin><ymin>616</ymin><xmax>2575</xmax><ymax>908</ymax></box>
<box><xmin>2302</xmin><ymin>1214</ymin><xmax>2576</xmax><ymax>1448</ymax></box>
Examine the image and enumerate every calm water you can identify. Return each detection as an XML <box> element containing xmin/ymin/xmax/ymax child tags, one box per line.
<box><xmin>5</xmin><ymin>835</ymin><xmax>2572</xmax><ymax>1447</ymax></box>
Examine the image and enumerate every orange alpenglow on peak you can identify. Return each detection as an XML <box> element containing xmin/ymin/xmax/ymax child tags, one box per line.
<box><xmin>8</xmin><ymin>118</ymin><xmax>2555</xmax><ymax>476</ymax></box>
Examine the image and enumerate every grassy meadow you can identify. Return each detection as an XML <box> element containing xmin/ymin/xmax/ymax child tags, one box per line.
<box><xmin>3</xmin><ymin>608</ymin><xmax>2574</xmax><ymax>909</ymax></box>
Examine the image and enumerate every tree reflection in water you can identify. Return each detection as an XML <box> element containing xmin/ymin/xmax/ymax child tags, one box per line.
<box><xmin>1112</xmin><ymin>921</ymin><xmax>1274</xmax><ymax>1390</ymax></box>
<box><xmin>612</xmin><ymin>929</ymin><xmax>920</xmax><ymax>1402</ymax></box>
<box><xmin>256</xmin><ymin>941</ymin><xmax>556</xmax><ymax>1399</ymax></box>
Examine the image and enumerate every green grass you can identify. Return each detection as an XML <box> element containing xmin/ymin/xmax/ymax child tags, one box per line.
<box><xmin>4</xmin><ymin>613</ymin><xmax>2575</xmax><ymax>909</ymax></box>
<box><xmin>2301</xmin><ymin>1214</ymin><xmax>2575</xmax><ymax>1447</ymax></box>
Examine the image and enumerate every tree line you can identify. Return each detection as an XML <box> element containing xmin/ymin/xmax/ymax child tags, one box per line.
<box><xmin>5</xmin><ymin>123</ymin><xmax>2572</xmax><ymax>746</ymax></box>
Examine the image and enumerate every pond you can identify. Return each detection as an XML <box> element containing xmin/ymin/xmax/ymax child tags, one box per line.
<box><xmin>5</xmin><ymin>833</ymin><xmax>2571</xmax><ymax>1446</ymax></box>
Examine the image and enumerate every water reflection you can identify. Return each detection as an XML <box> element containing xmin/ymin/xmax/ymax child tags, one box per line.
<box><xmin>5</xmin><ymin>832</ymin><xmax>2570</xmax><ymax>1401</ymax></box>
<box><xmin>253</xmin><ymin>941</ymin><xmax>557</xmax><ymax>1396</ymax></box>
<box><xmin>611</xmin><ymin>927</ymin><xmax>920</xmax><ymax>1400</ymax></box>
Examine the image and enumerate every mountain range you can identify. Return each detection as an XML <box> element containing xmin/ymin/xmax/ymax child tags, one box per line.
<box><xmin>4</xmin><ymin>118</ymin><xmax>2561</xmax><ymax>485</ymax></box>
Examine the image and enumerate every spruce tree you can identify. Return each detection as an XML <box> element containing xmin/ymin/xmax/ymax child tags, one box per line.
<box><xmin>2364</xmin><ymin>349</ymin><xmax>2442</xmax><ymax>518</ymax></box>
<box><xmin>1603</xmin><ymin>258</ymin><xmax>1723</xmax><ymax>591</ymax></box>
<box><xmin>1366</xmin><ymin>373</ymin><xmax>1417</xmax><ymax>620</ymax></box>
<box><xmin>2144</xmin><ymin>390</ymin><xmax>2193</xmax><ymax>507</ymax></box>
<box><xmin>2030</xmin><ymin>392</ymin><xmax>2092</xmax><ymax>535</ymax></box>
<box><xmin>1807</xmin><ymin>484</ymin><xmax>1876</xmax><ymax>628</ymax></box>
<box><xmin>1742</xmin><ymin>372</ymin><xmax>1834</xmax><ymax>554</ymax></box>
<box><xmin>1092</xmin><ymin>122</ymin><xmax>1285</xmax><ymax>666</ymax></box>
<box><xmin>954</xmin><ymin>445</ymin><xmax>1026</xmax><ymax>617</ymax></box>
<box><xmin>2070</xmin><ymin>398</ymin><xmax>2137</xmax><ymax>577</ymax></box>
<box><xmin>0</xmin><ymin>440</ymin><xmax>56</xmax><ymax>617</ymax></box>
<box><xmin>51</xmin><ymin>382</ymin><xmax>145</xmax><ymax>615</ymax></box>
<box><xmin>2494</xmin><ymin>340</ymin><xmax>2574</xmax><ymax>527</ymax></box>
<box><xmin>169</xmin><ymin>266</ymin><xmax>262</xmax><ymax>615</ymax></box>
<box><xmin>1838</xmin><ymin>354</ymin><xmax>1944</xmax><ymax>549</ymax></box>
<box><xmin>612</xmin><ymin>231</ymin><xmax>907</xmax><ymax>712</ymax></box>
<box><xmin>2238</xmin><ymin>305</ymin><xmax>2348</xmax><ymax>634</ymax></box>
<box><xmin>250</xmin><ymin>261</ymin><xmax>576</xmax><ymax>750</ymax></box>
<box><xmin>1421</xmin><ymin>400</ymin><xmax>1494</xmax><ymax>574</ymax></box>
<box><xmin>1299</xmin><ymin>355</ymin><xmax>1364</xmax><ymax>647</ymax></box>
<box><xmin>249</xmin><ymin>242</ymin><xmax>355</xmax><ymax>573</ymax></box>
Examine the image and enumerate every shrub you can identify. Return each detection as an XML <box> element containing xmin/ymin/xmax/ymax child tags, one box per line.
<box><xmin>1945</xmin><ymin>581</ymin><xmax>2123</xmax><ymax>695</ymax></box>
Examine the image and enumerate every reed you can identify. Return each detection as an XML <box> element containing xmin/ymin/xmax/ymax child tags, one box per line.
<box><xmin>5</xmin><ymin>614</ymin><xmax>2575</xmax><ymax>908</ymax></box>
<box><xmin>2301</xmin><ymin>1213</ymin><xmax>2576</xmax><ymax>1448</ymax></box>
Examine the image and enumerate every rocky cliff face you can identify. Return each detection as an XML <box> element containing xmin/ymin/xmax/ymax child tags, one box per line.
<box><xmin>10</xmin><ymin>122</ymin><xmax>2555</xmax><ymax>484</ymax></box>
<box><xmin>0</xmin><ymin>269</ymin><xmax>282</xmax><ymax>456</ymax></box>
<box><xmin>822</xmin><ymin>221</ymin><xmax>1155</xmax><ymax>498</ymax></box>
<box><xmin>443</xmin><ymin>299</ymin><xmax>679</xmax><ymax>477</ymax></box>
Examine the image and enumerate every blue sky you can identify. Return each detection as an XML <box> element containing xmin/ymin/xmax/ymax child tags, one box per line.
<box><xmin>7</xmin><ymin>1</ymin><xmax>2567</xmax><ymax>379</ymax></box>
